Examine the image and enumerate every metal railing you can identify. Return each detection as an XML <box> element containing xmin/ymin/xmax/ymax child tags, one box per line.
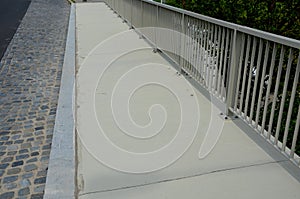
<box><xmin>102</xmin><ymin>0</ymin><xmax>300</xmax><ymax>166</ymax></box>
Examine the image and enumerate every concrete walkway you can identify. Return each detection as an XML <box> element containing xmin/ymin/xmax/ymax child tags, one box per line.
<box><xmin>76</xmin><ymin>3</ymin><xmax>300</xmax><ymax>199</ymax></box>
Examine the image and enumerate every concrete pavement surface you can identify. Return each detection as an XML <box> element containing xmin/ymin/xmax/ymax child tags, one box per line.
<box><xmin>76</xmin><ymin>3</ymin><xmax>300</xmax><ymax>199</ymax></box>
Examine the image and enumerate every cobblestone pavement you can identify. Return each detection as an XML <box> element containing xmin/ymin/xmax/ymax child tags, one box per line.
<box><xmin>0</xmin><ymin>0</ymin><xmax>70</xmax><ymax>198</ymax></box>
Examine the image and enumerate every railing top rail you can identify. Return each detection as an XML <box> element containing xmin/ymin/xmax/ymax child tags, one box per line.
<box><xmin>142</xmin><ymin>0</ymin><xmax>300</xmax><ymax>49</ymax></box>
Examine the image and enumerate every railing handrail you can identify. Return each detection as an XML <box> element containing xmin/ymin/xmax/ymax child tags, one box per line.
<box><xmin>142</xmin><ymin>0</ymin><xmax>300</xmax><ymax>48</ymax></box>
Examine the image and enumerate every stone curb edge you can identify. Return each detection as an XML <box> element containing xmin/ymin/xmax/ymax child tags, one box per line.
<box><xmin>44</xmin><ymin>3</ymin><xmax>76</xmax><ymax>199</ymax></box>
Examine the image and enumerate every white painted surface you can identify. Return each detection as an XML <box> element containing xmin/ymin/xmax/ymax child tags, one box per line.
<box><xmin>76</xmin><ymin>3</ymin><xmax>300</xmax><ymax>199</ymax></box>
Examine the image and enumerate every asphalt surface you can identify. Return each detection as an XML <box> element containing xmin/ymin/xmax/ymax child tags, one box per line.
<box><xmin>0</xmin><ymin>0</ymin><xmax>31</xmax><ymax>60</ymax></box>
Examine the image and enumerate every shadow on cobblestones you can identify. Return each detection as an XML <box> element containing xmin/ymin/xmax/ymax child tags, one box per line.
<box><xmin>0</xmin><ymin>0</ymin><xmax>70</xmax><ymax>198</ymax></box>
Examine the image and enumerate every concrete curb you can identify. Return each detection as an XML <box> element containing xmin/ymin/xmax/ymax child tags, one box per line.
<box><xmin>44</xmin><ymin>3</ymin><xmax>76</xmax><ymax>199</ymax></box>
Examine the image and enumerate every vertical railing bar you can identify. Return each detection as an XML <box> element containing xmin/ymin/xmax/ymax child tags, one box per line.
<box><xmin>244</xmin><ymin>37</ymin><xmax>257</xmax><ymax>119</ymax></box>
<box><xmin>195</xmin><ymin>19</ymin><xmax>199</xmax><ymax>77</ymax></box>
<box><xmin>121</xmin><ymin>0</ymin><xmax>123</xmax><ymax>15</ymax></box>
<box><xmin>145</xmin><ymin>4</ymin><xmax>149</xmax><ymax>36</ymax></box>
<box><xmin>225</xmin><ymin>29</ymin><xmax>241</xmax><ymax>114</ymax></box>
<box><xmin>214</xmin><ymin>26</ymin><xmax>221</xmax><ymax>93</ymax></box>
<box><xmin>132</xmin><ymin>0</ymin><xmax>134</xmax><ymax>26</ymax></box>
<box><xmin>267</xmin><ymin>46</ymin><xmax>285</xmax><ymax>139</ymax></box>
<box><xmin>211</xmin><ymin>24</ymin><xmax>218</xmax><ymax>92</ymax></box>
<box><xmin>206</xmin><ymin>22</ymin><xmax>212</xmax><ymax>88</ymax></box>
<box><xmin>221</xmin><ymin>28</ymin><xmax>230</xmax><ymax>101</ymax></box>
<box><xmin>180</xmin><ymin>13</ymin><xmax>185</xmax><ymax>72</ymax></box>
<box><xmin>174</xmin><ymin>13</ymin><xmax>179</xmax><ymax>63</ymax></box>
<box><xmin>249</xmin><ymin>38</ymin><xmax>263</xmax><ymax>122</ymax></box>
<box><xmin>118</xmin><ymin>0</ymin><xmax>121</xmax><ymax>17</ymax></box>
<box><xmin>201</xmin><ymin>21</ymin><xmax>206</xmax><ymax>83</ymax></box>
<box><xmin>189</xmin><ymin>18</ymin><xmax>194</xmax><ymax>73</ymax></box>
<box><xmin>291</xmin><ymin>105</ymin><xmax>300</xmax><ymax>158</ymax></box>
<box><xmin>261</xmin><ymin>43</ymin><xmax>277</xmax><ymax>135</ymax></box>
<box><xmin>136</xmin><ymin>0</ymin><xmax>138</xmax><ymax>25</ymax></box>
<box><xmin>186</xmin><ymin>17</ymin><xmax>192</xmax><ymax>73</ymax></box>
<box><xmin>130</xmin><ymin>0</ymin><xmax>133</xmax><ymax>27</ymax></box>
<box><xmin>205</xmin><ymin>22</ymin><xmax>211</xmax><ymax>86</ymax></box>
<box><xmin>200</xmin><ymin>21</ymin><xmax>205</xmax><ymax>83</ymax></box>
<box><xmin>126</xmin><ymin>0</ymin><xmax>132</xmax><ymax>21</ymax></box>
<box><xmin>141</xmin><ymin>0</ymin><xmax>143</xmax><ymax>28</ymax></box>
<box><xmin>191</xmin><ymin>18</ymin><xmax>196</xmax><ymax>75</ymax></box>
<box><xmin>116</xmin><ymin>0</ymin><xmax>118</xmax><ymax>14</ymax></box>
<box><xmin>146</xmin><ymin>4</ymin><xmax>150</xmax><ymax>40</ymax></box>
<box><xmin>139</xmin><ymin>0</ymin><xmax>142</xmax><ymax>27</ymax></box>
<box><xmin>188</xmin><ymin>18</ymin><xmax>193</xmax><ymax>75</ymax></box>
<box><xmin>197</xmin><ymin>20</ymin><xmax>203</xmax><ymax>83</ymax></box>
<box><xmin>155</xmin><ymin>4</ymin><xmax>158</xmax><ymax>48</ymax></box>
<box><xmin>192</xmin><ymin>18</ymin><xmax>198</xmax><ymax>79</ymax></box>
<box><xmin>177</xmin><ymin>13</ymin><xmax>181</xmax><ymax>63</ymax></box>
<box><xmin>182</xmin><ymin>15</ymin><xmax>186</xmax><ymax>71</ymax></box>
<box><xmin>200</xmin><ymin>20</ymin><xmax>205</xmax><ymax>82</ymax></box>
<box><xmin>135</xmin><ymin>0</ymin><xmax>138</xmax><ymax>27</ymax></box>
<box><xmin>275</xmin><ymin>49</ymin><xmax>293</xmax><ymax>145</ymax></box>
<box><xmin>125</xmin><ymin>0</ymin><xmax>127</xmax><ymax>17</ymax></box>
<box><xmin>204</xmin><ymin>22</ymin><xmax>210</xmax><ymax>84</ymax></box>
<box><xmin>134</xmin><ymin>0</ymin><xmax>136</xmax><ymax>27</ymax></box>
<box><xmin>233</xmin><ymin>33</ymin><xmax>245</xmax><ymax>111</ymax></box>
<box><xmin>205</xmin><ymin>22</ymin><xmax>210</xmax><ymax>87</ymax></box>
<box><xmin>193</xmin><ymin>19</ymin><xmax>197</xmax><ymax>76</ymax></box>
<box><xmin>178</xmin><ymin>13</ymin><xmax>182</xmax><ymax>62</ymax></box>
<box><xmin>124</xmin><ymin>0</ymin><xmax>127</xmax><ymax>20</ymax></box>
<box><xmin>239</xmin><ymin>35</ymin><xmax>251</xmax><ymax>115</ymax></box>
<box><xmin>208</xmin><ymin>23</ymin><xmax>214</xmax><ymax>90</ymax></box>
<box><xmin>116</xmin><ymin>0</ymin><xmax>119</xmax><ymax>14</ymax></box>
<box><xmin>172</xmin><ymin>12</ymin><xmax>176</xmax><ymax>64</ymax></box>
<box><xmin>211</xmin><ymin>23</ymin><xmax>216</xmax><ymax>90</ymax></box>
<box><xmin>217</xmin><ymin>27</ymin><xmax>225</xmax><ymax>96</ymax></box>
<box><xmin>120</xmin><ymin>0</ymin><xmax>122</xmax><ymax>17</ymax></box>
<box><xmin>123</xmin><ymin>0</ymin><xmax>125</xmax><ymax>17</ymax></box>
<box><xmin>202</xmin><ymin>21</ymin><xmax>207</xmax><ymax>85</ymax></box>
<box><xmin>206</xmin><ymin>23</ymin><xmax>211</xmax><ymax>88</ymax></box>
<box><xmin>123</xmin><ymin>0</ymin><xmax>125</xmax><ymax>20</ymax></box>
<box><xmin>129</xmin><ymin>0</ymin><xmax>131</xmax><ymax>21</ymax></box>
<box><xmin>195</xmin><ymin>19</ymin><xmax>201</xmax><ymax>81</ymax></box>
<box><xmin>255</xmin><ymin>41</ymin><xmax>270</xmax><ymax>128</ymax></box>
<box><xmin>185</xmin><ymin>16</ymin><xmax>189</xmax><ymax>72</ymax></box>
<box><xmin>191</xmin><ymin>18</ymin><xmax>195</xmax><ymax>75</ymax></box>
<box><xmin>192</xmin><ymin>18</ymin><xmax>197</xmax><ymax>76</ymax></box>
<box><xmin>183</xmin><ymin>16</ymin><xmax>188</xmax><ymax>71</ymax></box>
<box><xmin>282</xmin><ymin>52</ymin><xmax>300</xmax><ymax>151</ymax></box>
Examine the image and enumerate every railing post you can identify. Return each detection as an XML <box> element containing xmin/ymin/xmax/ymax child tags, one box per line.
<box><xmin>154</xmin><ymin>4</ymin><xmax>159</xmax><ymax>51</ymax></box>
<box><xmin>225</xmin><ymin>29</ymin><xmax>241</xmax><ymax>116</ymax></box>
<box><xmin>141</xmin><ymin>0</ymin><xmax>143</xmax><ymax>28</ymax></box>
<box><xmin>179</xmin><ymin>13</ymin><xmax>185</xmax><ymax>71</ymax></box>
<box><xmin>130</xmin><ymin>0</ymin><xmax>133</xmax><ymax>28</ymax></box>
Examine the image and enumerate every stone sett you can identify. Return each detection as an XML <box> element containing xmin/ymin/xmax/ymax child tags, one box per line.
<box><xmin>7</xmin><ymin>168</ymin><xmax>21</xmax><ymax>175</ymax></box>
<box><xmin>0</xmin><ymin>191</ymin><xmax>15</xmax><ymax>199</ymax></box>
<box><xmin>18</xmin><ymin>187</ymin><xmax>30</xmax><ymax>196</ymax></box>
